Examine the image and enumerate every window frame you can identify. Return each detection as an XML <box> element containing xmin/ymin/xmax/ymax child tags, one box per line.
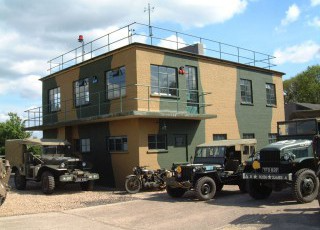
<box><xmin>80</xmin><ymin>138</ymin><xmax>90</xmax><ymax>153</ymax></box>
<box><xmin>268</xmin><ymin>133</ymin><xmax>277</xmax><ymax>143</ymax></box>
<box><xmin>243</xmin><ymin>133</ymin><xmax>255</xmax><ymax>139</ymax></box>
<box><xmin>266</xmin><ymin>83</ymin><xmax>277</xmax><ymax>106</ymax></box>
<box><xmin>106</xmin><ymin>66</ymin><xmax>126</xmax><ymax>100</ymax></box>
<box><xmin>240</xmin><ymin>79</ymin><xmax>253</xmax><ymax>105</ymax></box>
<box><xmin>150</xmin><ymin>65</ymin><xmax>178</xmax><ymax>97</ymax></box>
<box><xmin>213</xmin><ymin>134</ymin><xmax>227</xmax><ymax>140</ymax></box>
<box><xmin>148</xmin><ymin>134</ymin><xmax>167</xmax><ymax>150</ymax></box>
<box><xmin>73</xmin><ymin>78</ymin><xmax>90</xmax><ymax>107</ymax></box>
<box><xmin>107</xmin><ymin>136</ymin><xmax>128</xmax><ymax>152</ymax></box>
<box><xmin>48</xmin><ymin>87</ymin><xmax>61</xmax><ymax>112</ymax></box>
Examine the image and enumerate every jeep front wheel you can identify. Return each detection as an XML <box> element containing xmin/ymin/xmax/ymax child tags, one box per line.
<box><xmin>195</xmin><ymin>176</ymin><xmax>216</xmax><ymax>201</ymax></box>
<box><xmin>292</xmin><ymin>169</ymin><xmax>319</xmax><ymax>203</ymax></box>
<box><xmin>41</xmin><ymin>171</ymin><xmax>55</xmax><ymax>195</ymax></box>
<box><xmin>14</xmin><ymin>170</ymin><xmax>26</xmax><ymax>190</ymax></box>
<box><xmin>248</xmin><ymin>180</ymin><xmax>272</xmax><ymax>200</ymax></box>
<box><xmin>166</xmin><ymin>186</ymin><xmax>186</xmax><ymax>198</ymax></box>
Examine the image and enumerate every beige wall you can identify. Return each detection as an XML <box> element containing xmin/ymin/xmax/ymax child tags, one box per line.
<box><xmin>271</xmin><ymin>74</ymin><xmax>285</xmax><ymax>132</ymax></box>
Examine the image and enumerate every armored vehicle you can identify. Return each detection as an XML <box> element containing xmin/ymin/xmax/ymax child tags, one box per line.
<box><xmin>243</xmin><ymin>119</ymin><xmax>320</xmax><ymax>203</ymax></box>
<box><xmin>0</xmin><ymin>158</ymin><xmax>11</xmax><ymax>206</ymax></box>
<box><xmin>5</xmin><ymin>139</ymin><xmax>99</xmax><ymax>194</ymax></box>
<box><xmin>166</xmin><ymin>139</ymin><xmax>256</xmax><ymax>201</ymax></box>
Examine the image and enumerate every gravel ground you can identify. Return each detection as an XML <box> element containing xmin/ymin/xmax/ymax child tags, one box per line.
<box><xmin>0</xmin><ymin>175</ymin><xmax>154</xmax><ymax>217</ymax></box>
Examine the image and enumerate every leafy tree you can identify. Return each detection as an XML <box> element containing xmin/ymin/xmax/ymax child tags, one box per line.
<box><xmin>283</xmin><ymin>65</ymin><xmax>320</xmax><ymax>104</ymax></box>
<box><xmin>0</xmin><ymin>113</ymin><xmax>32</xmax><ymax>155</ymax></box>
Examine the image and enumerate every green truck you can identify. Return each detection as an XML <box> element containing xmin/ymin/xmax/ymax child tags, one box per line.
<box><xmin>243</xmin><ymin>118</ymin><xmax>320</xmax><ymax>203</ymax></box>
<box><xmin>6</xmin><ymin>138</ymin><xmax>99</xmax><ymax>194</ymax></box>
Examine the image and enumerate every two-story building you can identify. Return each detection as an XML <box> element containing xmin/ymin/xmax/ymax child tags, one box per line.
<box><xmin>25</xmin><ymin>24</ymin><xmax>285</xmax><ymax>187</ymax></box>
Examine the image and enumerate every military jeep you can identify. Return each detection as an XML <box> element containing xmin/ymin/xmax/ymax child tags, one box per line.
<box><xmin>5</xmin><ymin>139</ymin><xmax>99</xmax><ymax>194</ymax></box>
<box><xmin>166</xmin><ymin>139</ymin><xmax>256</xmax><ymax>201</ymax></box>
<box><xmin>243</xmin><ymin>119</ymin><xmax>320</xmax><ymax>203</ymax></box>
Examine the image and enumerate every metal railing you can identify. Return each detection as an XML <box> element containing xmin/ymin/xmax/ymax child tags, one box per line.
<box><xmin>24</xmin><ymin>84</ymin><xmax>212</xmax><ymax>128</ymax></box>
<box><xmin>47</xmin><ymin>22</ymin><xmax>276</xmax><ymax>74</ymax></box>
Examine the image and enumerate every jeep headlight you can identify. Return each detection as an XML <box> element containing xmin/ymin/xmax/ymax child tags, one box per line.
<box><xmin>283</xmin><ymin>153</ymin><xmax>290</xmax><ymax>161</ymax></box>
<box><xmin>82</xmin><ymin>162</ymin><xmax>87</xmax><ymax>167</ymax></box>
<box><xmin>254</xmin><ymin>153</ymin><xmax>260</xmax><ymax>161</ymax></box>
<box><xmin>175</xmin><ymin>166</ymin><xmax>182</xmax><ymax>174</ymax></box>
<box><xmin>60</xmin><ymin>162</ymin><xmax>65</xmax><ymax>168</ymax></box>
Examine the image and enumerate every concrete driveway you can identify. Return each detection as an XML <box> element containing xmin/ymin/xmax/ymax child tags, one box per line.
<box><xmin>0</xmin><ymin>186</ymin><xmax>319</xmax><ymax>230</ymax></box>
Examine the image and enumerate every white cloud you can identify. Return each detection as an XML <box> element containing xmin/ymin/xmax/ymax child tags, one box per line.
<box><xmin>273</xmin><ymin>41</ymin><xmax>320</xmax><ymax>65</ymax></box>
<box><xmin>0</xmin><ymin>75</ymin><xmax>41</xmax><ymax>99</ymax></box>
<box><xmin>157</xmin><ymin>35</ymin><xmax>187</xmax><ymax>50</ymax></box>
<box><xmin>311</xmin><ymin>0</ymin><xmax>320</xmax><ymax>6</ymax></box>
<box><xmin>308</xmin><ymin>17</ymin><xmax>320</xmax><ymax>28</ymax></box>
<box><xmin>281</xmin><ymin>4</ymin><xmax>300</xmax><ymax>26</ymax></box>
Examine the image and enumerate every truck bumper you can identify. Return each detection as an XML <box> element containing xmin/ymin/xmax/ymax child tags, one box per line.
<box><xmin>59</xmin><ymin>172</ymin><xmax>99</xmax><ymax>182</ymax></box>
<box><xmin>165</xmin><ymin>177</ymin><xmax>192</xmax><ymax>189</ymax></box>
<box><xmin>242</xmin><ymin>173</ymin><xmax>292</xmax><ymax>181</ymax></box>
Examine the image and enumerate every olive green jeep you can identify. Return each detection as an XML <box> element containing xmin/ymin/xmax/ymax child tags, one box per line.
<box><xmin>166</xmin><ymin>139</ymin><xmax>256</xmax><ymax>201</ymax></box>
<box><xmin>5</xmin><ymin>139</ymin><xmax>99</xmax><ymax>194</ymax></box>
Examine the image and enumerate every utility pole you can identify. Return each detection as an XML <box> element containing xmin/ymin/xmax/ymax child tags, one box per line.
<box><xmin>144</xmin><ymin>3</ymin><xmax>154</xmax><ymax>38</ymax></box>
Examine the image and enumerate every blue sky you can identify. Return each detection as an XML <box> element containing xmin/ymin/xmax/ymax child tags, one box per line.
<box><xmin>0</xmin><ymin>0</ymin><xmax>319</xmax><ymax>125</ymax></box>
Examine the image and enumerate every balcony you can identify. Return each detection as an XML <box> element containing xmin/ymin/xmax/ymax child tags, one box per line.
<box><xmin>24</xmin><ymin>84</ymin><xmax>215</xmax><ymax>130</ymax></box>
<box><xmin>47</xmin><ymin>22</ymin><xmax>276</xmax><ymax>74</ymax></box>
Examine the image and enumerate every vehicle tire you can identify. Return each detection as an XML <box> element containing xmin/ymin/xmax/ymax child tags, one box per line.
<box><xmin>292</xmin><ymin>169</ymin><xmax>319</xmax><ymax>203</ymax></box>
<box><xmin>216</xmin><ymin>182</ymin><xmax>224</xmax><ymax>192</ymax></box>
<box><xmin>248</xmin><ymin>180</ymin><xmax>272</xmax><ymax>200</ymax></box>
<box><xmin>41</xmin><ymin>171</ymin><xmax>55</xmax><ymax>195</ymax></box>
<box><xmin>238</xmin><ymin>180</ymin><xmax>248</xmax><ymax>193</ymax></box>
<box><xmin>166</xmin><ymin>186</ymin><xmax>186</xmax><ymax>198</ymax></box>
<box><xmin>125</xmin><ymin>176</ymin><xmax>142</xmax><ymax>194</ymax></box>
<box><xmin>14</xmin><ymin>170</ymin><xmax>26</xmax><ymax>190</ymax></box>
<box><xmin>80</xmin><ymin>180</ymin><xmax>94</xmax><ymax>191</ymax></box>
<box><xmin>195</xmin><ymin>176</ymin><xmax>216</xmax><ymax>201</ymax></box>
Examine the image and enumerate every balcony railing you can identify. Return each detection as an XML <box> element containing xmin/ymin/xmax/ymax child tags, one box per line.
<box><xmin>48</xmin><ymin>22</ymin><xmax>276</xmax><ymax>74</ymax></box>
<box><xmin>24</xmin><ymin>84</ymin><xmax>212</xmax><ymax>128</ymax></box>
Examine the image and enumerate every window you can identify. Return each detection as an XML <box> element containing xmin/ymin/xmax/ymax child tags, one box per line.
<box><xmin>151</xmin><ymin>65</ymin><xmax>177</xmax><ymax>96</ymax></box>
<box><xmin>80</xmin><ymin>139</ymin><xmax>90</xmax><ymax>153</ymax></box>
<box><xmin>48</xmin><ymin>87</ymin><xmax>60</xmax><ymax>112</ymax></box>
<box><xmin>243</xmin><ymin>133</ymin><xmax>255</xmax><ymax>139</ymax></box>
<box><xmin>266</xmin><ymin>83</ymin><xmax>276</xmax><ymax>106</ymax></box>
<box><xmin>213</xmin><ymin>134</ymin><xmax>227</xmax><ymax>140</ymax></box>
<box><xmin>107</xmin><ymin>136</ymin><xmax>128</xmax><ymax>152</ymax></box>
<box><xmin>240</xmin><ymin>79</ymin><xmax>253</xmax><ymax>104</ymax></box>
<box><xmin>268</xmin><ymin>133</ymin><xmax>277</xmax><ymax>143</ymax></box>
<box><xmin>74</xmin><ymin>78</ymin><xmax>89</xmax><ymax>106</ymax></box>
<box><xmin>106</xmin><ymin>66</ymin><xmax>126</xmax><ymax>100</ymax></box>
<box><xmin>148</xmin><ymin>134</ymin><xmax>167</xmax><ymax>150</ymax></box>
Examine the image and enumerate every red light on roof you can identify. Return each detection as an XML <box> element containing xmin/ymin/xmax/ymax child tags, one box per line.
<box><xmin>78</xmin><ymin>35</ymin><xmax>84</xmax><ymax>42</ymax></box>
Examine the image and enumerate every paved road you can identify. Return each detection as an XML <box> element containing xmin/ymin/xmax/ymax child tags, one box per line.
<box><xmin>0</xmin><ymin>186</ymin><xmax>319</xmax><ymax>230</ymax></box>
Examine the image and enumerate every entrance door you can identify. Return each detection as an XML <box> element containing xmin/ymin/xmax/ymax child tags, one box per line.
<box><xmin>185</xmin><ymin>66</ymin><xmax>199</xmax><ymax>114</ymax></box>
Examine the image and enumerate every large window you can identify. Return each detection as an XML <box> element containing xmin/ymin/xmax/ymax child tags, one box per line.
<box><xmin>266</xmin><ymin>83</ymin><xmax>276</xmax><ymax>106</ymax></box>
<box><xmin>106</xmin><ymin>66</ymin><xmax>126</xmax><ymax>100</ymax></box>
<box><xmin>240</xmin><ymin>79</ymin><xmax>253</xmax><ymax>104</ymax></box>
<box><xmin>107</xmin><ymin>136</ymin><xmax>128</xmax><ymax>152</ymax></box>
<box><xmin>74</xmin><ymin>78</ymin><xmax>89</xmax><ymax>106</ymax></box>
<box><xmin>148</xmin><ymin>134</ymin><xmax>167</xmax><ymax>150</ymax></box>
<box><xmin>151</xmin><ymin>65</ymin><xmax>177</xmax><ymax>96</ymax></box>
<box><xmin>48</xmin><ymin>87</ymin><xmax>60</xmax><ymax>112</ymax></box>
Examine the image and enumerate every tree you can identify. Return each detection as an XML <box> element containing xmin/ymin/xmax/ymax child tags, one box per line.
<box><xmin>283</xmin><ymin>65</ymin><xmax>320</xmax><ymax>104</ymax></box>
<box><xmin>0</xmin><ymin>113</ymin><xmax>31</xmax><ymax>155</ymax></box>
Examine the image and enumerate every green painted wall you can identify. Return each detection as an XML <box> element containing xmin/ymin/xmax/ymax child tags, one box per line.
<box><xmin>236</xmin><ymin>68</ymin><xmax>274</xmax><ymax>150</ymax></box>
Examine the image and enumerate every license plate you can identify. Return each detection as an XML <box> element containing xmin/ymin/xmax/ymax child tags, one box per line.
<box><xmin>262</xmin><ymin>167</ymin><xmax>279</xmax><ymax>173</ymax></box>
<box><xmin>76</xmin><ymin>177</ymin><xmax>88</xmax><ymax>182</ymax></box>
<box><xmin>243</xmin><ymin>173</ymin><xmax>292</xmax><ymax>181</ymax></box>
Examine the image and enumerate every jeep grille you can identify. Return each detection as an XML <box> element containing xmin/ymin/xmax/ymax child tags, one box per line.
<box><xmin>176</xmin><ymin>166</ymin><xmax>193</xmax><ymax>181</ymax></box>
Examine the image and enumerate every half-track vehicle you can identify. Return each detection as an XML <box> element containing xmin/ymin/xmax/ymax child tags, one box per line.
<box><xmin>0</xmin><ymin>158</ymin><xmax>11</xmax><ymax>206</ymax></box>
<box><xmin>243</xmin><ymin>119</ymin><xmax>320</xmax><ymax>203</ymax></box>
<box><xmin>6</xmin><ymin>138</ymin><xmax>99</xmax><ymax>194</ymax></box>
<box><xmin>166</xmin><ymin>139</ymin><xmax>256</xmax><ymax>201</ymax></box>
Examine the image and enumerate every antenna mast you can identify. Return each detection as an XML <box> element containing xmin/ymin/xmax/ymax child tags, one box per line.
<box><xmin>144</xmin><ymin>3</ymin><xmax>154</xmax><ymax>37</ymax></box>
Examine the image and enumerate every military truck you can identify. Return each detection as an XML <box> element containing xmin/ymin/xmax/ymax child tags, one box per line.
<box><xmin>0</xmin><ymin>158</ymin><xmax>11</xmax><ymax>206</ymax></box>
<box><xmin>6</xmin><ymin>139</ymin><xmax>99</xmax><ymax>194</ymax></box>
<box><xmin>243</xmin><ymin>119</ymin><xmax>320</xmax><ymax>203</ymax></box>
<box><xmin>166</xmin><ymin>139</ymin><xmax>256</xmax><ymax>201</ymax></box>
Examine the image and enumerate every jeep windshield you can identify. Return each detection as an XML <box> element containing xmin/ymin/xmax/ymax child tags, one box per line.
<box><xmin>194</xmin><ymin>146</ymin><xmax>225</xmax><ymax>165</ymax></box>
<box><xmin>42</xmin><ymin>145</ymin><xmax>72</xmax><ymax>156</ymax></box>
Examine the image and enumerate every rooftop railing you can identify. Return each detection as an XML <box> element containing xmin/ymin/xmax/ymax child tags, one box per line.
<box><xmin>24</xmin><ymin>84</ymin><xmax>212</xmax><ymax>128</ymax></box>
<box><xmin>48</xmin><ymin>22</ymin><xmax>276</xmax><ymax>74</ymax></box>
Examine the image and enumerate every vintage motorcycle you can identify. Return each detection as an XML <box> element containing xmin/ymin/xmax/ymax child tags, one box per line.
<box><xmin>125</xmin><ymin>166</ymin><xmax>169</xmax><ymax>194</ymax></box>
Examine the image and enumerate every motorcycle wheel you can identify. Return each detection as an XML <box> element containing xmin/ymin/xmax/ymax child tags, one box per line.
<box><xmin>125</xmin><ymin>176</ymin><xmax>142</xmax><ymax>194</ymax></box>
